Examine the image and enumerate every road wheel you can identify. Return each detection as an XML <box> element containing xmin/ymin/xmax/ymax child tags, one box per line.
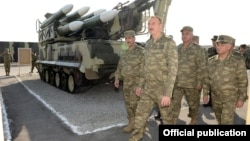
<box><xmin>39</xmin><ymin>70</ymin><xmax>45</xmax><ymax>81</ymax></box>
<box><xmin>61</xmin><ymin>73</ymin><xmax>68</xmax><ymax>91</ymax></box>
<box><xmin>68</xmin><ymin>75</ymin><xmax>75</xmax><ymax>93</ymax></box>
<box><xmin>73</xmin><ymin>70</ymin><xmax>82</xmax><ymax>87</ymax></box>
<box><xmin>45</xmin><ymin>70</ymin><xmax>49</xmax><ymax>83</ymax></box>
<box><xmin>49</xmin><ymin>71</ymin><xmax>55</xmax><ymax>85</ymax></box>
<box><xmin>55</xmin><ymin>72</ymin><xmax>60</xmax><ymax>88</ymax></box>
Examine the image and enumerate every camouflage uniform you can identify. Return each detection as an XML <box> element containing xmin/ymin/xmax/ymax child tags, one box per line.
<box><xmin>238</xmin><ymin>44</ymin><xmax>250</xmax><ymax>69</ymax></box>
<box><xmin>207</xmin><ymin>35</ymin><xmax>218</xmax><ymax>58</ymax></box>
<box><xmin>31</xmin><ymin>52</ymin><xmax>38</xmax><ymax>73</ymax></box>
<box><xmin>129</xmin><ymin>33</ymin><xmax>178</xmax><ymax>141</ymax></box>
<box><xmin>203</xmin><ymin>35</ymin><xmax>248</xmax><ymax>124</ymax></box>
<box><xmin>114</xmin><ymin>30</ymin><xmax>144</xmax><ymax>132</ymax></box>
<box><xmin>204</xmin><ymin>35</ymin><xmax>218</xmax><ymax>107</ymax></box>
<box><xmin>207</xmin><ymin>47</ymin><xmax>217</xmax><ymax>58</ymax></box>
<box><xmin>171</xmin><ymin>41</ymin><xmax>207</xmax><ymax>124</ymax></box>
<box><xmin>245</xmin><ymin>49</ymin><xmax>250</xmax><ymax>69</ymax></box>
<box><xmin>114</xmin><ymin>44</ymin><xmax>144</xmax><ymax>117</ymax></box>
<box><xmin>0</xmin><ymin>49</ymin><xmax>13</xmax><ymax>76</ymax></box>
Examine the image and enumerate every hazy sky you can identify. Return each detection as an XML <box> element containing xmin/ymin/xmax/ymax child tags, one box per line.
<box><xmin>0</xmin><ymin>0</ymin><xmax>249</xmax><ymax>45</ymax></box>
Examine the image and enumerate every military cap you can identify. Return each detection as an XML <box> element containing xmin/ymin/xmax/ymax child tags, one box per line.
<box><xmin>211</xmin><ymin>35</ymin><xmax>218</xmax><ymax>41</ymax></box>
<box><xmin>167</xmin><ymin>35</ymin><xmax>173</xmax><ymax>39</ymax></box>
<box><xmin>124</xmin><ymin>30</ymin><xmax>135</xmax><ymax>37</ymax></box>
<box><xmin>193</xmin><ymin>35</ymin><xmax>199</xmax><ymax>40</ymax></box>
<box><xmin>180</xmin><ymin>26</ymin><xmax>193</xmax><ymax>32</ymax></box>
<box><xmin>193</xmin><ymin>35</ymin><xmax>199</xmax><ymax>44</ymax></box>
<box><xmin>216</xmin><ymin>35</ymin><xmax>235</xmax><ymax>44</ymax></box>
<box><xmin>240</xmin><ymin>44</ymin><xmax>247</xmax><ymax>49</ymax></box>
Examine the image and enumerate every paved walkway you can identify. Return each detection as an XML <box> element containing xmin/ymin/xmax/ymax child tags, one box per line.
<box><xmin>0</xmin><ymin>63</ymin><xmax>249</xmax><ymax>141</ymax></box>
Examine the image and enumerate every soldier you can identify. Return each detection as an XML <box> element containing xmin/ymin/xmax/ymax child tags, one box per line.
<box><xmin>193</xmin><ymin>35</ymin><xmax>199</xmax><ymax>45</ymax></box>
<box><xmin>203</xmin><ymin>35</ymin><xmax>218</xmax><ymax>107</ymax></box>
<box><xmin>203</xmin><ymin>35</ymin><xmax>248</xmax><ymax>124</ymax></box>
<box><xmin>0</xmin><ymin>48</ymin><xmax>13</xmax><ymax>76</ymax></box>
<box><xmin>129</xmin><ymin>16</ymin><xmax>178</xmax><ymax>141</ymax></box>
<box><xmin>30</xmin><ymin>51</ymin><xmax>38</xmax><ymax>73</ymax></box>
<box><xmin>207</xmin><ymin>35</ymin><xmax>218</xmax><ymax>57</ymax></box>
<box><xmin>239</xmin><ymin>44</ymin><xmax>250</xmax><ymax>69</ymax></box>
<box><xmin>114</xmin><ymin>30</ymin><xmax>144</xmax><ymax>132</ymax></box>
<box><xmin>170</xmin><ymin>26</ymin><xmax>208</xmax><ymax>125</ymax></box>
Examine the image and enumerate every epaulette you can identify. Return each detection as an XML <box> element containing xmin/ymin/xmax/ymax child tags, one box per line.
<box><xmin>177</xmin><ymin>43</ymin><xmax>183</xmax><ymax>48</ymax></box>
<box><xmin>136</xmin><ymin>44</ymin><xmax>145</xmax><ymax>50</ymax></box>
<box><xmin>137</xmin><ymin>46</ymin><xmax>144</xmax><ymax>50</ymax></box>
<box><xmin>136</xmin><ymin>42</ymin><xmax>145</xmax><ymax>47</ymax></box>
<box><xmin>231</xmin><ymin>52</ymin><xmax>244</xmax><ymax>60</ymax></box>
<box><xmin>208</xmin><ymin>55</ymin><xmax>217</xmax><ymax>62</ymax></box>
<box><xmin>166</xmin><ymin>35</ymin><xmax>173</xmax><ymax>39</ymax></box>
<box><xmin>191</xmin><ymin>42</ymin><xmax>202</xmax><ymax>48</ymax></box>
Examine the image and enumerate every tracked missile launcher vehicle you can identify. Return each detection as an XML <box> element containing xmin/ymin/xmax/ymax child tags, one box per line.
<box><xmin>36</xmin><ymin>0</ymin><xmax>172</xmax><ymax>93</ymax></box>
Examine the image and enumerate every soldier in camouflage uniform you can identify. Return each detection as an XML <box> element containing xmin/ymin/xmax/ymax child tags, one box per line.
<box><xmin>170</xmin><ymin>26</ymin><xmax>208</xmax><ymax>125</ymax></box>
<box><xmin>114</xmin><ymin>30</ymin><xmax>144</xmax><ymax>132</ymax></box>
<box><xmin>129</xmin><ymin>16</ymin><xmax>178</xmax><ymax>141</ymax></box>
<box><xmin>203</xmin><ymin>35</ymin><xmax>218</xmax><ymax>107</ymax></box>
<box><xmin>239</xmin><ymin>44</ymin><xmax>250</xmax><ymax>69</ymax></box>
<box><xmin>0</xmin><ymin>48</ymin><xmax>13</xmax><ymax>76</ymax></box>
<box><xmin>207</xmin><ymin>35</ymin><xmax>218</xmax><ymax>57</ymax></box>
<box><xmin>203</xmin><ymin>35</ymin><xmax>248</xmax><ymax>124</ymax></box>
<box><xmin>30</xmin><ymin>51</ymin><xmax>38</xmax><ymax>73</ymax></box>
<box><xmin>192</xmin><ymin>35</ymin><xmax>199</xmax><ymax>45</ymax></box>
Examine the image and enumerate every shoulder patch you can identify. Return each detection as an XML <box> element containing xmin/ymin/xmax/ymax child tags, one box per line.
<box><xmin>208</xmin><ymin>55</ymin><xmax>217</xmax><ymax>62</ymax></box>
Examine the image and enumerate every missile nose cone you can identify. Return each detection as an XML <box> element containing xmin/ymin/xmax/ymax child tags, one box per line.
<box><xmin>93</xmin><ymin>9</ymin><xmax>106</xmax><ymax>16</ymax></box>
<box><xmin>69</xmin><ymin>21</ymin><xmax>84</xmax><ymax>31</ymax></box>
<box><xmin>57</xmin><ymin>21</ymin><xmax>83</xmax><ymax>35</ymax></box>
<box><xmin>100</xmin><ymin>10</ymin><xmax>119</xmax><ymax>22</ymax></box>
<box><xmin>62</xmin><ymin>4</ymin><xmax>73</xmax><ymax>14</ymax></box>
<box><xmin>78</xmin><ymin>6</ymin><xmax>90</xmax><ymax>16</ymax></box>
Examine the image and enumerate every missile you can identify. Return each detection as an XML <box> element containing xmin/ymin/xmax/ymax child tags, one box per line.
<box><xmin>128</xmin><ymin>0</ymin><xmax>148</xmax><ymax>8</ymax></box>
<box><xmin>137</xmin><ymin>1</ymin><xmax>154</xmax><ymax>12</ymax></box>
<box><xmin>40</xmin><ymin>4</ymin><xmax>73</xmax><ymax>29</ymax></box>
<box><xmin>70</xmin><ymin>10</ymin><xmax>119</xmax><ymax>36</ymax></box>
<box><xmin>78</xmin><ymin>9</ymin><xmax>106</xmax><ymax>21</ymax></box>
<box><xmin>59</xmin><ymin>6</ymin><xmax>90</xmax><ymax>24</ymax></box>
<box><xmin>81</xmin><ymin>9</ymin><xmax>119</xmax><ymax>29</ymax></box>
<box><xmin>57</xmin><ymin>21</ymin><xmax>83</xmax><ymax>36</ymax></box>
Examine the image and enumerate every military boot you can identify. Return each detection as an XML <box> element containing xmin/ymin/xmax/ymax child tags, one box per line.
<box><xmin>189</xmin><ymin>118</ymin><xmax>198</xmax><ymax>125</ymax></box>
<box><xmin>123</xmin><ymin>117</ymin><xmax>135</xmax><ymax>132</ymax></box>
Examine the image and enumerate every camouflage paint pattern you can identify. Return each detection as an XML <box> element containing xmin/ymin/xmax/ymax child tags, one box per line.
<box><xmin>114</xmin><ymin>44</ymin><xmax>144</xmax><ymax>118</ymax></box>
<box><xmin>171</xmin><ymin>42</ymin><xmax>208</xmax><ymax>121</ymax></box>
<box><xmin>129</xmin><ymin>34</ymin><xmax>178</xmax><ymax>141</ymax></box>
<box><xmin>172</xmin><ymin>87</ymin><xmax>200</xmax><ymax>119</ymax></box>
<box><xmin>203</xmin><ymin>53</ymin><xmax>248</xmax><ymax>124</ymax></box>
<box><xmin>36</xmin><ymin>0</ymin><xmax>172</xmax><ymax>93</ymax></box>
<box><xmin>138</xmin><ymin>35</ymin><xmax>178</xmax><ymax>97</ymax></box>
